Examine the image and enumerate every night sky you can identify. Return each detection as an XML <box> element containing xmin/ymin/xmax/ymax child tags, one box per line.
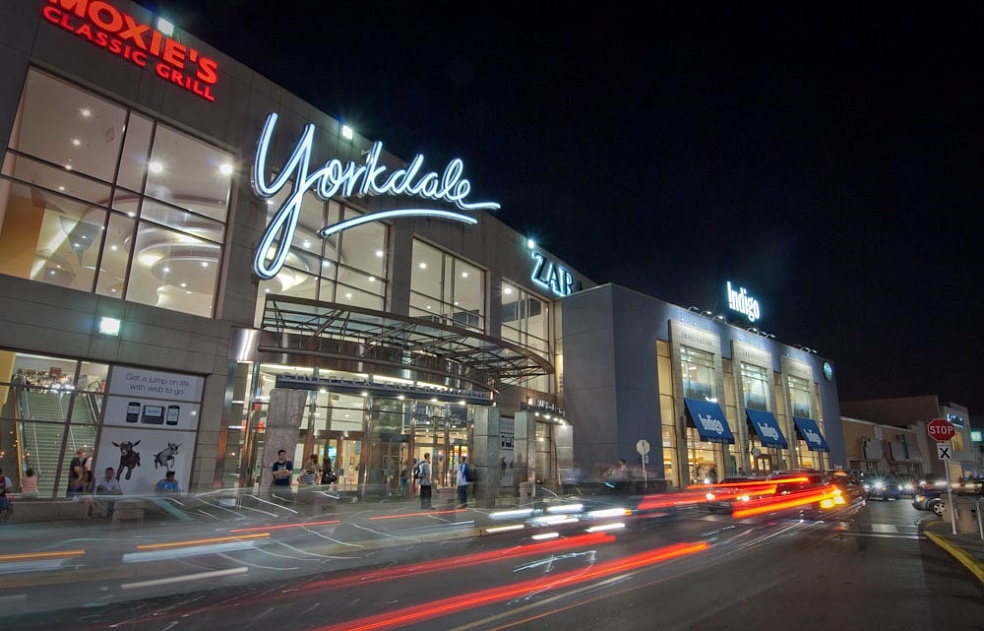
<box><xmin>136</xmin><ymin>2</ymin><xmax>981</xmax><ymax>416</ymax></box>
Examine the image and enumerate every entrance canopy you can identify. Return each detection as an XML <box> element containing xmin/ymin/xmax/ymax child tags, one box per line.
<box><xmin>258</xmin><ymin>294</ymin><xmax>553</xmax><ymax>392</ymax></box>
<box><xmin>745</xmin><ymin>409</ymin><xmax>788</xmax><ymax>449</ymax></box>
<box><xmin>684</xmin><ymin>398</ymin><xmax>736</xmax><ymax>444</ymax></box>
<box><xmin>792</xmin><ymin>416</ymin><xmax>830</xmax><ymax>452</ymax></box>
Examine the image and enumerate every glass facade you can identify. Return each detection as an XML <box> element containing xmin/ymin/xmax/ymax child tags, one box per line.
<box><xmin>410</xmin><ymin>239</ymin><xmax>485</xmax><ymax>332</ymax></box>
<box><xmin>0</xmin><ymin>69</ymin><xmax>231</xmax><ymax>318</ymax></box>
<box><xmin>255</xmin><ymin>192</ymin><xmax>389</xmax><ymax>324</ymax></box>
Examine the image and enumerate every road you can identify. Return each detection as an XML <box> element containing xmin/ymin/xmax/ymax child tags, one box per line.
<box><xmin>1</xmin><ymin>495</ymin><xmax>981</xmax><ymax>630</ymax></box>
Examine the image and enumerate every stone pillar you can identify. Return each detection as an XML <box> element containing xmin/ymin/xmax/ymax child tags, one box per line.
<box><xmin>513</xmin><ymin>411</ymin><xmax>538</xmax><ymax>491</ymax></box>
<box><xmin>260</xmin><ymin>388</ymin><xmax>306</xmax><ymax>490</ymax></box>
<box><xmin>470</xmin><ymin>405</ymin><xmax>501</xmax><ymax>508</ymax></box>
<box><xmin>555</xmin><ymin>422</ymin><xmax>573</xmax><ymax>491</ymax></box>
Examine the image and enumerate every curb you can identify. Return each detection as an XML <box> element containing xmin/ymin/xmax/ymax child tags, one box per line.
<box><xmin>924</xmin><ymin>522</ymin><xmax>984</xmax><ymax>587</ymax></box>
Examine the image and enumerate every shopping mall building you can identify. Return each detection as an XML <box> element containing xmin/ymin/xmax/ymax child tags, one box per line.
<box><xmin>0</xmin><ymin>0</ymin><xmax>844</xmax><ymax>503</ymax></box>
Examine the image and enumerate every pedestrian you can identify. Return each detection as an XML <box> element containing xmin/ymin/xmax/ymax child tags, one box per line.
<box><xmin>0</xmin><ymin>467</ymin><xmax>12</xmax><ymax>493</ymax></box>
<box><xmin>298</xmin><ymin>462</ymin><xmax>318</xmax><ymax>486</ymax></box>
<box><xmin>320</xmin><ymin>458</ymin><xmax>338</xmax><ymax>486</ymax></box>
<box><xmin>400</xmin><ymin>463</ymin><xmax>408</xmax><ymax>496</ymax></box>
<box><xmin>456</xmin><ymin>455</ymin><xmax>471</xmax><ymax>508</ymax></box>
<box><xmin>271</xmin><ymin>449</ymin><xmax>293</xmax><ymax>499</ymax></box>
<box><xmin>155</xmin><ymin>470</ymin><xmax>182</xmax><ymax>495</ymax></box>
<box><xmin>20</xmin><ymin>468</ymin><xmax>39</xmax><ymax>498</ymax></box>
<box><xmin>67</xmin><ymin>448</ymin><xmax>86</xmax><ymax>497</ymax></box>
<box><xmin>0</xmin><ymin>484</ymin><xmax>10</xmax><ymax>523</ymax></box>
<box><xmin>419</xmin><ymin>452</ymin><xmax>433</xmax><ymax>509</ymax></box>
<box><xmin>94</xmin><ymin>467</ymin><xmax>122</xmax><ymax>518</ymax></box>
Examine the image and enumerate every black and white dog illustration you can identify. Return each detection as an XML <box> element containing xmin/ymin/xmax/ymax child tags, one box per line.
<box><xmin>154</xmin><ymin>443</ymin><xmax>180</xmax><ymax>470</ymax></box>
<box><xmin>113</xmin><ymin>440</ymin><xmax>141</xmax><ymax>480</ymax></box>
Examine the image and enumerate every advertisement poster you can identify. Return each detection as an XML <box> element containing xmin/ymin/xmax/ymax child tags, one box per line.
<box><xmin>90</xmin><ymin>366</ymin><xmax>203</xmax><ymax>495</ymax></box>
<box><xmin>92</xmin><ymin>426</ymin><xmax>195</xmax><ymax>496</ymax></box>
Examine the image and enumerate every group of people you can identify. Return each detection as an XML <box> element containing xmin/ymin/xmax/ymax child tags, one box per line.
<box><xmin>410</xmin><ymin>453</ymin><xmax>473</xmax><ymax>510</ymax></box>
<box><xmin>269</xmin><ymin>450</ymin><xmax>337</xmax><ymax>499</ymax></box>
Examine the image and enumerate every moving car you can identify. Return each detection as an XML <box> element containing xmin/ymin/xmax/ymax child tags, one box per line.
<box><xmin>912</xmin><ymin>488</ymin><xmax>945</xmax><ymax>516</ymax></box>
<box><xmin>863</xmin><ymin>473</ymin><xmax>903</xmax><ymax>501</ymax></box>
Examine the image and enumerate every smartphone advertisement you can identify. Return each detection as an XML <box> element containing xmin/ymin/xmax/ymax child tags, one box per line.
<box><xmin>104</xmin><ymin>396</ymin><xmax>200</xmax><ymax>430</ymax></box>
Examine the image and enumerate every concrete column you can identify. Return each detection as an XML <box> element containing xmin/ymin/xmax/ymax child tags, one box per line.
<box><xmin>260</xmin><ymin>388</ymin><xmax>306</xmax><ymax>489</ymax></box>
<box><xmin>470</xmin><ymin>405</ymin><xmax>501</xmax><ymax>508</ymax></box>
<box><xmin>513</xmin><ymin>411</ymin><xmax>538</xmax><ymax>490</ymax></box>
<box><xmin>555</xmin><ymin>422</ymin><xmax>573</xmax><ymax>490</ymax></box>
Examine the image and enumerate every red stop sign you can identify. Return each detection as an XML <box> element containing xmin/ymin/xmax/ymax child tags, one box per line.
<box><xmin>927</xmin><ymin>418</ymin><xmax>955</xmax><ymax>442</ymax></box>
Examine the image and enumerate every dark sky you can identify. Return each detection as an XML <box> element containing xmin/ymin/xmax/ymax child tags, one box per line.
<box><xmin>136</xmin><ymin>2</ymin><xmax>980</xmax><ymax>415</ymax></box>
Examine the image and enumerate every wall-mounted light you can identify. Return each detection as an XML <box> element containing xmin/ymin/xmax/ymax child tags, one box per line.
<box><xmin>156</xmin><ymin>17</ymin><xmax>175</xmax><ymax>36</ymax></box>
<box><xmin>98</xmin><ymin>316</ymin><xmax>121</xmax><ymax>336</ymax></box>
<box><xmin>527</xmin><ymin>238</ymin><xmax>536</xmax><ymax>249</ymax></box>
<box><xmin>342</xmin><ymin>125</ymin><xmax>354</xmax><ymax>140</ymax></box>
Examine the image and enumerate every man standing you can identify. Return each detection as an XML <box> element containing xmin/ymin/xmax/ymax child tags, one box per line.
<box><xmin>419</xmin><ymin>452</ymin><xmax>433</xmax><ymax>509</ymax></box>
<box><xmin>94</xmin><ymin>466</ymin><xmax>123</xmax><ymax>518</ymax></box>
<box><xmin>457</xmin><ymin>455</ymin><xmax>471</xmax><ymax>508</ymax></box>
<box><xmin>271</xmin><ymin>449</ymin><xmax>293</xmax><ymax>499</ymax></box>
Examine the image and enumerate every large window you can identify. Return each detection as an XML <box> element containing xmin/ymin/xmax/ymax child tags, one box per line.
<box><xmin>681</xmin><ymin>346</ymin><xmax>716</xmax><ymax>401</ymax></box>
<box><xmin>786</xmin><ymin>374</ymin><xmax>814</xmax><ymax>418</ymax></box>
<box><xmin>255</xmin><ymin>193</ymin><xmax>389</xmax><ymax>324</ymax></box>
<box><xmin>409</xmin><ymin>240</ymin><xmax>485</xmax><ymax>332</ymax></box>
<box><xmin>740</xmin><ymin>362</ymin><xmax>771</xmax><ymax>411</ymax></box>
<box><xmin>0</xmin><ymin>69</ymin><xmax>231</xmax><ymax>317</ymax></box>
<box><xmin>501</xmin><ymin>281</ymin><xmax>550</xmax><ymax>356</ymax></box>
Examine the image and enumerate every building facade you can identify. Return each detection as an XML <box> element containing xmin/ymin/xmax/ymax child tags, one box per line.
<box><xmin>840</xmin><ymin>396</ymin><xmax>979</xmax><ymax>480</ymax></box>
<box><xmin>0</xmin><ymin>0</ymin><xmax>844</xmax><ymax>502</ymax></box>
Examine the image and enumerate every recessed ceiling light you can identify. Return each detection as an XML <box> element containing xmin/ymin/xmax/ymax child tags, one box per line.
<box><xmin>375</xmin><ymin>250</ymin><xmax>384</xmax><ymax>257</ymax></box>
<box><xmin>418</xmin><ymin>262</ymin><xmax>427</xmax><ymax>270</ymax></box>
<box><xmin>148</xmin><ymin>161</ymin><xmax>164</xmax><ymax>174</ymax></box>
<box><xmin>80</xmin><ymin>108</ymin><xmax>92</xmax><ymax>118</ymax></box>
<box><xmin>163</xmin><ymin>267</ymin><xmax>170</xmax><ymax>273</ymax></box>
<box><xmin>180</xmin><ymin>282</ymin><xmax>187</xmax><ymax>288</ymax></box>
<box><xmin>461</xmin><ymin>271</ymin><xmax>468</xmax><ymax>278</ymax></box>
<box><xmin>71</xmin><ymin>138</ymin><xmax>81</xmax><ymax>147</ymax></box>
<box><xmin>201</xmin><ymin>261</ymin><xmax>209</xmax><ymax>267</ymax></box>
<box><xmin>219</xmin><ymin>163</ymin><xmax>234</xmax><ymax>176</ymax></box>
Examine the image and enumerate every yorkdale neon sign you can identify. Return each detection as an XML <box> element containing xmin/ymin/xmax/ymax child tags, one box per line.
<box><xmin>251</xmin><ymin>113</ymin><xmax>500</xmax><ymax>280</ymax></box>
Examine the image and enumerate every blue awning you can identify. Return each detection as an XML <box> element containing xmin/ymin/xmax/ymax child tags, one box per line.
<box><xmin>684</xmin><ymin>398</ymin><xmax>735</xmax><ymax>444</ymax></box>
<box><xmin>792</xmin><ymin>416</ymin><xmax>829</xmax><ymax>452</ymax></box>
<box><xmin>746</xmin><ymin>409</ymin><xmax>788</xmax><ymax>449</ymax></box>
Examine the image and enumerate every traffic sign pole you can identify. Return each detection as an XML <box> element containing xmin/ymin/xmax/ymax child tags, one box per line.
<box><xmin>946</xmin><ymin>461</ymin><xmax>956</xmax><ymax>535</ymax></box>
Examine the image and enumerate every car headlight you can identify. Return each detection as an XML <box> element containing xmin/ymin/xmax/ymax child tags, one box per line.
<box><xmin>914</xmin><ymin>494</ymin><xmax>926</xmax><ymax>502</ymax></box>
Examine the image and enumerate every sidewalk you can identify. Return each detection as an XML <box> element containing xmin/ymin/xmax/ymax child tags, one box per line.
<box><xmin>923</xmin><ymin>520</ymin><xmax>984</xmax><ymax>586</ymax></box>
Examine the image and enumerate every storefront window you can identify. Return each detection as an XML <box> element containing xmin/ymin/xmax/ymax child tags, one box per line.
<box><xmin>0</xmin><ymin>69</ymin><xmax>231</xmax><ymax>318</ymax></box>
<box><xmin>0</xmin><ymin>350</ymin><xmax>108</xmax><ymax>498</ymax></box>
<box><xmin>740</xmin><ymin>362</ymin><xmax>771</xmax><ymax>411</ymax></box>
<box><xmin>410</xmin><ymin>239</ymin><xmax>486</xmax><ymax>332</ymax></box>
<box><xmin>681</xmin><ymin>346</ymin><xmax>716</xmax><ymax>400</ymax></box>
<box><xmin>786</xmin><ymin>374</ymin><xmax>813</xmax><ymax>418</ymax></box>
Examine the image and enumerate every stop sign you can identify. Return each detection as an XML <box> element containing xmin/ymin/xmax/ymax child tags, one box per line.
<box><xmin>927</xmin><ymin>418</ymin><xmax>955</xmax><ymax>442</ymax></box>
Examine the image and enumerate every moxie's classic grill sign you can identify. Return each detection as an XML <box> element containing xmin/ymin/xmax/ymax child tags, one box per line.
<box><xmin>42</xmin><ymin>0</ymin><xmax>219</xmax><ymax>102</ymax></box>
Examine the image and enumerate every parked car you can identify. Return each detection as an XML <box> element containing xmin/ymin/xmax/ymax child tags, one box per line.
<box><xmin>912</xmin><ymin>488</ymin><xmax>945</xmax><ymax>516</ymax></box>
<box><xmin>863</xmin><ymin>473</ymin><xmax>903</xmax><ymax>501</ymax></box>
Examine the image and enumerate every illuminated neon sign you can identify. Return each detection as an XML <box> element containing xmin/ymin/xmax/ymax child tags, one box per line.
<box><xmin>251</xmin><ymin>113</ymin><xmax>499</xmax><ymax>280</ymax></box>
<box><xmin>725</xmin><ymin>281</ymin><xmax>761</xmax><ymax>323</ymax></box>
<box><xmin>42</xmin><ymin>0</ymin><xmax>219</xmax><ymax>102</ymax></box>
<box><xmin>531</xmin><ymin>252</ymin><xmax>574</xmax><ymax>297</ymax></box>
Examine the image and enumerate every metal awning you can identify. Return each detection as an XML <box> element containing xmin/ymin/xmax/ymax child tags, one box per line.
<box><xmin>258</xmin><ymin>294</ymin><xmax>553</xmax><ymax>392</ymax></box>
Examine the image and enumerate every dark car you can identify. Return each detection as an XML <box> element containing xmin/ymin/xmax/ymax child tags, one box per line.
<box><xmin>863</xmin><ymin>473</ymin><xmax>903</xmax><ymax>501</ymax></box>
<box><xmin>912</xmin><ymin>488</ymin><xmax>945</xmax><ymax>516</ymax></box>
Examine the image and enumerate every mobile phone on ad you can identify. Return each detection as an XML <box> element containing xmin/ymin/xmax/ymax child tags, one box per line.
<box><xmin>126</xmin><ymin>401</ymin><xmax>141</xmax><ymax>423</ymax></box>
<box><xmin>142</xmin><ymin>405</ymin><xmax>165</xmax><ymax>424</ymax></box>
<box><xmin>166</xmin><ymin>405</ymin><xmax>180</xmax><ymax>425</ymax></box>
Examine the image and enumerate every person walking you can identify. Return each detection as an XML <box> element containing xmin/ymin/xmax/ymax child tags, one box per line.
<box><xmin>67</xmin><ymin>448</ymin><xmax>86</xmax><ymax>497</ymax></box>
<box><xmin>418</xmin><ymin>452</ymin><xmax>433</xmax><ymax>509</ymax></box>
<box><xmin>456</xmin><ymin>455</ymin><xmax>471</xmax><ymax>508</ymax></box>
<box><xmin>94</xmin><ymin>467</ymin><xmax>122</xmax><ymax>518</ymax></box>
